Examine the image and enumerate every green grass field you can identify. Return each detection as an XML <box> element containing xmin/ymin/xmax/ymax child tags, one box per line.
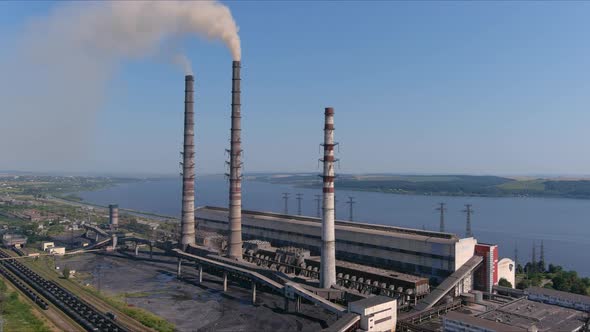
<box><xmin>83</xmin><ymin>287</ymin><xmax>175</xmax><ymax>332</ymax></box>
<box><xmin>0</xmin><ymin>279</ymin><xmax>51</xmax><ymax>332</ymax></box>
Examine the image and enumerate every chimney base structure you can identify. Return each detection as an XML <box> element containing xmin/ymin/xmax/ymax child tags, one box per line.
<box><xmin>320</xmin><ymin>107</ymin><xmax>337</xmax><ymax>288</ymax></box>
<box><xmin>180</xmin><ymin>75</ymin><xmax>196</xmax><ymax>250</ymax></box>
<box><xmin>228</xmin><ymin>61</ymin><xmax>243</xmax><ymax>260</ymax></box>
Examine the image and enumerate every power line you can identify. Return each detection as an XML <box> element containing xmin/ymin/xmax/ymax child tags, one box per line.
<box><xmin>314</xmin><ymin>194</ymin><xmax>321</xmax><ymax>218</ymax></box>
<box><xmin>436</xmin><ymin>203</ymin><xmax>446</xmax><ymax>232</ymax></box>
<box><xmin>296</xmin><ymin>193</ymin><xmax>303</xmax><ymax>216</ymax></box>
<box><xmin>532</xmin><ymin>241</ymin><xmax>537</xmax><ymax>274</ymax></box>
<box><xmin>282</xmin><ymin>193</ymin><xmax>290</xmax><ymax>215</ymax></box>
<box><xmin>540</xmin><ymin>240</ymin><xmax>545</xmax><ymax>272</ymax></box>
<box><xmin>462</xmin><ymin>204</ymin><xmax>474</xmax><ymax>237</ymax></box>
<box><xmin>346</xmin><ymin>196</ymin><xmax>356</xmax><ymax>221</ymax></box>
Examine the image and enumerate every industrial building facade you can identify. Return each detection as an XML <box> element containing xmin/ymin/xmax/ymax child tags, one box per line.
<box><xmin>196</xmin><ymin>206</ymin><xmax>477</xmax><ymax>281</ymax></box>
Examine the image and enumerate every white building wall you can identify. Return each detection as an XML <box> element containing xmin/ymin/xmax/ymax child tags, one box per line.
<box><xmin>349</xmin><ymin>298</ymin><xmax>397</xmax><ymax>332</ymax></box>
<box><xmin>49</xmin><ymin>247</ymin><xmax>65</xmax><ymax>255</ymax></box>
<box><xmin>455</xmin><ymin>238</ymin><xmax>477</xmax><ymax>271</ymax></box>
<box><xmin>41</xmin><ymin>241</ymin><xmax>55</xmax><ymax>251</ymax></box>
<box><xmin>497</xmin><ymin>258</ymin><xmax>515</xmax><ymax>288</ymax></box>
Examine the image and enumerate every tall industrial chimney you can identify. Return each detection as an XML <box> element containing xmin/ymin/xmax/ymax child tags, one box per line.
<box><xmin>109</xmin><ymin>204</ymin><xmax>119</xmax><ymax>231</ymax></box>
<box><xmin>320</xmin><ymin>107</ymin><xmax>337</xmax><ymax>288</ymax></box>
<box><xmin>180</xmin><ymin>75</ymin><xmax>196</xmax><ymax>249</ymax></box>
<box><xmin>227</xmin><ymin>61</ymin><xmax>243</xmax><ymax>260</ymax></box>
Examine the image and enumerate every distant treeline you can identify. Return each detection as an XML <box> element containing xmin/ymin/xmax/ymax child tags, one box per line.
<box><xmin>336</xmin><ymin>175</ymin><xmax>511</xmax><ymax>196</ymax></box>
<box><xmin>253</xmin><ymin>174</ymin><xmax>590</xmax><ymax>199</ymax></box>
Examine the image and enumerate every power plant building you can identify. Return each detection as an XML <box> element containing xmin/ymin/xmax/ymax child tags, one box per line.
<box><xmin>196</xmin><ymin>206</ymin><xmax>477</xmax><ymax>281</ymax></box>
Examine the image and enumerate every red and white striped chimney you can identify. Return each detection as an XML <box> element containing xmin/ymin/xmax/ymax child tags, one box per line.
<box><xmin>320</xmin><ymin>107</ymin><xmax>336</xmax><ymax>288</ymax></box>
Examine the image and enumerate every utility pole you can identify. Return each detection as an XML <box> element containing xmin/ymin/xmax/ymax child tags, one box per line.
<box><xmin>462</xmin><ymin>204</ymin><xmax>474</xmax><ymax>237</ymax></box>
<box><xmin>346</xmin><ymin>196</ymin><xmax>356</xmax><ymax>221</ymax></box>
<box><xmin>282</xmin><ymin>193</ymin><xmax>290</xmax><ymax>215</ymax></box>
<box><xmin>296</xmin><ymin>193</ymin><xmax>303</xmax><ymax>216</ymax></box>
<box><xmin>314</xmin><ymin>194</ymin><xmax>321</xmax><ymax>218</ymax></box>
<box><xmin>436</xmin><ymin>203</ymin><xmax>446</xmax><ymax>232</ymax></box>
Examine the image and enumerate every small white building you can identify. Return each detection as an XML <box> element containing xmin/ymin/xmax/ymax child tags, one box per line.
<box><xmin>41</xmin><ymin>241</ymin><xmax>55</xmax><ymax>251</ymax></box>
<box><xmin>49</xmin><ymin>247</ymin><xmax>65</xmax><ymax>255</ymax></box>
<box><xmin>348</xmin><ymin>296</ymin><xmax>396</xmax><ymax>332</ymax></box>
<box><xmin>497</xmin><ymin>258</ymin><xmax>515</xmax><ymax>288</ymax></box>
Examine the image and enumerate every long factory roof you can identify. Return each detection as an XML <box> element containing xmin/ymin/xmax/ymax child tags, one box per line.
<box><xmin>527</xmin><ymin>286</ymin><xmax>590</xmax><ymax>305</ymax></box>
<box><xmin>445</xmin><ymin>311</ymin><xmax>527</xmax><ymax>332</ymax></box>
<box><xmin>477</xmin><ymin>298</ymin><xmax>586</xmax><ymax>332</ymax></box>
<box><xmin>195</xmin><ymin>206</ymin><xmax>460</xmax><ymax>244</ymax></box>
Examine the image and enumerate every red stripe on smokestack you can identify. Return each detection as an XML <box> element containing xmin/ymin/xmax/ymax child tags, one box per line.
<box><xmin>228</xmin><ymin>61</ymin><xmax>243</xmax><ymax>260</ymax></box>
<box><xmin>181</xmin><ymin>75</ymin><xmax>196</xmax><ymax>249</ymax></box>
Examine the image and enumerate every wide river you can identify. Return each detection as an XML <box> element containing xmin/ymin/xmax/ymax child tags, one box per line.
<box><xmin>78</xmin><ymin>175</ymin><xmax>589</xmax><ymax>277</ymax></box>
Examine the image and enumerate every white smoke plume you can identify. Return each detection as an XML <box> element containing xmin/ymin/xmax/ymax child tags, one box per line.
<box><xmin>172</xmin><ymin>54</ymin><xmax>194</xmax><ymax>76</ymax></box>
<box><xmin>0</xmin><ymin>1</ymin><xmax>240</xmax><ymax>172</ymax></box>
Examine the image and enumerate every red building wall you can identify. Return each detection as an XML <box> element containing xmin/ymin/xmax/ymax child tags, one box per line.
<box><xmin>474</xmin><ymin>243</ymin><xmax>499</xmax><ymax>293</ymax></box>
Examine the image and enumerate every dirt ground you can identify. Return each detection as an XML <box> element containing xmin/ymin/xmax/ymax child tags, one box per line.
<box><xmin>58</xmin><ymin>249</ymin><xmax>336</xmax><ymax>332</ymax></box>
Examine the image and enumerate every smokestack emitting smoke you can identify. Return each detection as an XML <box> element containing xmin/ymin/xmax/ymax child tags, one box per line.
<box><xmin>227</xmin><ymin>61</ymin><xmax>243</xmax><ymax>260</ymax></box>
<box><xmin>172</xmin><ymin>54</ymin><xmax>194</xmax><ymax>76</ymax></box>
<box><xmin>321</xmin><ymin>107</ymin><xmax>337</xmax><ymax>288</ymax></box>
<box><xmin>181</xmin><ymin>75</ymin><xmax>196</xmax><ymax>249</ymax></box>
<box><xmin>44</xmin><ymin>1</ymin><xmax>241</xmax><ymax>63</ymax></box>
<box><xmin>0</xmin><ymin>1</ymin><xmax>240</xmax><ymax>169</ymax></box>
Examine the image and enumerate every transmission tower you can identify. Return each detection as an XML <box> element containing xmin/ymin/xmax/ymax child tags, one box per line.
<box><xmin>540</xmin><ymin>240</ymin><xmax>545</xmax><ymax>272</ymax></box>
<box><xmin>296</xmin><ymin>193</ymin><xmax>303</xmax><ymax>216</ymax></box>
<box><xmin>532</xmin><ymin>241</ymin><xmax>537</xmax><ymax>274</ymax></box>
<box><xmin>314</xmin><ymin>194</ymin><xmax>321</xmax><ymax>218</ymax></box>
<box><xmin>436</xmin><ymin>203</ymin><xmax>446</xmax><ymax>232</ymax></box>
<box><xmin>346</xmin><ymin>196</ymin><xmax>356</xmax><ymax>221</ymax></box>
<box><xmin>282</xmin><ymin>193</ymin><xmax>290</xmax><ymax>214</ymax></box>
<box><xmin>462</xmin><ymin>204</ymin><xmax>474</xmax><ymax>237</ymax></box>
<box><xmin>514</xmin><ymin>243</ymin><xmax>519</xmax><ymax>268</ymax></box>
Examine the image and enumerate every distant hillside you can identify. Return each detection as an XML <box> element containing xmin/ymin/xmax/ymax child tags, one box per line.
<box><xmin>249</xmin><ymin>174</ymin><xmax>590</xmax><ymax>199</ymax></box>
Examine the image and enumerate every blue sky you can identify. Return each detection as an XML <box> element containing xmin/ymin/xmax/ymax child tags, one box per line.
<box><xmin>1</xmin><ymin>1</ymin><xmax>590</xmax><ymax>176</ymax></box>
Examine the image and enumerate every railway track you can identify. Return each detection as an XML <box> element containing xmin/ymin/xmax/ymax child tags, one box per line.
<box><xmin>0</xmin><ymin>249</ymin><xmax>128</xmax><ymax>332</ymax></box>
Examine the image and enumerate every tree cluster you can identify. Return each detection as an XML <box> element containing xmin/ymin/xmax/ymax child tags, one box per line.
<box><xmin>516</xmin><ymin>262</ymin><xmax>590</xmax><ymax>295</ymax></box>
